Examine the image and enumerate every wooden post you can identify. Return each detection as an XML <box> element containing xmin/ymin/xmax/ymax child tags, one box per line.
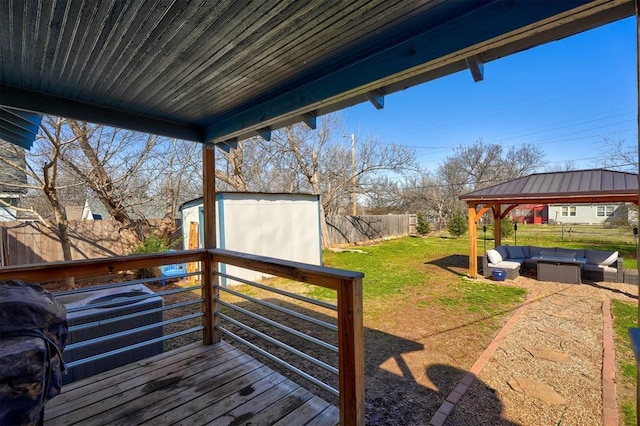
<box><xmin>493</xmin><ymin>205</ymin><xmax>502</xmax><ymax>247</ymax></box>
<box><xmin>186</xmin><ymin>221</ymin><xmax>199</xmax><ymax>283</ymax></box>
<box><xmin>635</xmin><ymin>1</ymin><xmax>639</xmax><ymax>422</ymax></box>
<box><xmin>468</xmin><ymin>204</ymin><xmax>478</xmax><ymax>278</ymax></box>
<box><xmin>338</xmin><ymin>276</ymin><xmax>364</xmax><ymax>426</ymax></box>
<box><xmin>203</xmin><ymin>144</ymin><xmax>218</xmax><ymax>345</ymax></box>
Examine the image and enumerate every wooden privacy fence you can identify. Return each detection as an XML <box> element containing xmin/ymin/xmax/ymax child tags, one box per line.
<box><xmin>3</xmin><ymin>214</ymin><xmax>416</xmax><ymax>265</ymax></box>
<box><xmin>325</xmin><ymin>214</ymin><xmax>416</xmax><ymax>246</ymax></box>
<box><xmin>0</xmin><ymin>219</ymin><xmax>166</xmax><ymax>266</ymax></box>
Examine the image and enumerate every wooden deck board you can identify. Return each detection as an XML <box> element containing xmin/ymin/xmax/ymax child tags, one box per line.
<box><xmin>44</xmin><ymin>341</ymin><xmax>338</xmax><ymax>425</ymax></box>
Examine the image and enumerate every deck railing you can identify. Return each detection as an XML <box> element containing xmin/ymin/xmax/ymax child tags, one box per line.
<box><xmin>0</xmin><ymin>248</ymin><xmax>364</xmax><ymax>425</ymax></box>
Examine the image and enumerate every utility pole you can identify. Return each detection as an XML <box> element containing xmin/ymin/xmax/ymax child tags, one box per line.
<box><xmin>351</xmin><ymin>133</ymin><xmax>356</xmax><ymax>215</ymax></box>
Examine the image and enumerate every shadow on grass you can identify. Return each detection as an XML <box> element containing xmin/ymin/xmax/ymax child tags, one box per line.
<box><xmin>423</xmin><ymin>254</ymin><xmax>471</xmax><ymax>277</ymax></box>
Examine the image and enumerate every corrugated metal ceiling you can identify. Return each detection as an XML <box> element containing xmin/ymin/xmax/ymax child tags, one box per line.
<box><xmin>0</xmin><ymin>0</ymin><xmax>634</xmax><ymax>148</ymax></box>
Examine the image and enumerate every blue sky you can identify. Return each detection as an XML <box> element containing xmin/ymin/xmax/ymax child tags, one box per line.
<box><xmin>342</xmin><ymin>16</ymin><xmax>637</xmax><ymax>174</ymax></box>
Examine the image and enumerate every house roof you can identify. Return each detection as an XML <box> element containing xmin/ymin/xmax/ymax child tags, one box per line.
<box><xmin>459</xmin><ymin>169</ymin><xmax>639</xmax><ymax>205</ymax></box>
<box><xmin>1</xmin><ymin>1</ymin><xmax>634</xmax><ymax>149</ymax></box>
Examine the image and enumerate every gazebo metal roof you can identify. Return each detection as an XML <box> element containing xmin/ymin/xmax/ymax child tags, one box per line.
<box><xmin>460</xmin><ymin>169</ymin><xmax>639</xmax><ymax>205</ymax></box>
<box><xmin>1</xmin><ymin>0</ymin><xmax>634</xmax><ymax>149</ymax></box>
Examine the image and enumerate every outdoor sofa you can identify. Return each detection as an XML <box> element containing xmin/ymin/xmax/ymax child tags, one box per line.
<box><xmin>483</xmin><ymin>244</ymin><xmax>623</xmax><ymax>282</ymax></box>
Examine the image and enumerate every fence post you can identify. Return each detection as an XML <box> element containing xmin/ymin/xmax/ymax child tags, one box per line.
<box><xmin>338</xmin><ymin>276</ymin><xmax>364</xmax><ymax>425</ymax></box>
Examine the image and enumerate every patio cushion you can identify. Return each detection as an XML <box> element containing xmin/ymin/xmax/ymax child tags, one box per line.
<box><xmin>487</xmin><ymin>249</ymin><xmax>502</xmax><ymax>265</ymax></box>
<box><xmin>495</xmin><ymin>245</ymin><xmax>509</xmax><ymax>260</ymax></box>
<box><xmin>507</xmin><ymin>245</ymin><xmax>526</xmax><ymax>260</ymax></box>
<box><xmin>493</xmin><ymin>261</ymin><xmax>521</xmax><ymax>270</ymax></box>
<box><xmin>583</xmin><ymin>263</ymin><xmax>617</xmax><ymax>273</ymax></box>
<box><xmin>528</xmin><ymin>246</ymin><xmax>542</xmax><ymax>257</ymax></box>
<box><xmin>585</xmin><ymin>250</ymin><xmax>618</xmax><ymax>266</ymax></box>
<box><xmin>539</xmin><ymin>249</ymin><xmax>556</xmax><ymax>258</ymax></box>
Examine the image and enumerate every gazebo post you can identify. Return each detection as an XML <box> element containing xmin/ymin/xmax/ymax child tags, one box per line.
<box><xmin>492</xmin><ymin>205</ymin><xmax>502</xmax><ymax>247</ymax></box>
<box><xmin>468</xmin><ymin>204</ymin><xmax>478</xmax><ymax>278</ymax></box>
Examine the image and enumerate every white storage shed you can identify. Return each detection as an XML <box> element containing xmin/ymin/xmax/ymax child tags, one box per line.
<box><xmin>179</xmin><ymin>192</ymin><xmax>322</xmax><ymax>284</ymax></box>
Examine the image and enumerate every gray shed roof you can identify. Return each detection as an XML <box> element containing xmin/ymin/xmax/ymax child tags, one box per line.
<box><xmin>460</xmin><ymin>169</ymin><xmax>638</xmax><ymax>205</ymax></box>
<box><xmin>1</xmin><ymin>1</ymin><xmax>634</xmax><ymax>149</ymax></box>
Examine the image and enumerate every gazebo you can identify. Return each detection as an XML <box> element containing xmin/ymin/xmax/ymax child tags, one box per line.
<box><xmin>460</xmin><ymin>169</ymin><xmax>639</xmax><ymax>278</ymax></box>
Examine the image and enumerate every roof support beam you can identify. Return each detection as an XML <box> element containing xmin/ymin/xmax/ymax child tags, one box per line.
<box><xmin>301</xmin><ymin>112</ymin><xmax>317</xmax><ymax>130</ymax></box>
<box><xmin>364</xmin><ymin>90</ymin><xmax>385</xmax><ymax>110</ymax></box>
<box><xmin>217</xmin><ymin>139</ymin><xmax>238</xmax><ymax>153</ymax></box>
<box><xmin>465</xmin><ymin>55</ymin><xmax>485</xmax><ymax>82</ymax></box>
<box><xmin>1</xmin><ymin>85</ymin><xmax>204</xmax><ymax>143</ymax></box>
<box><xmin>256</xmin><ymin>127</ymin><xmax>272</xmax><ymax>141</ymax></box>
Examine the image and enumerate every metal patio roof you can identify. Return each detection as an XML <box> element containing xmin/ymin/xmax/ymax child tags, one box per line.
<box><xmin>460</xmin><ymin>169</ymin><xmax>639</xmax><ymax>205</ymax></box>
<box><xmin>0</xmin><ymin>1</ymin><xmax>634</xmax><ymax>149</ymax></box>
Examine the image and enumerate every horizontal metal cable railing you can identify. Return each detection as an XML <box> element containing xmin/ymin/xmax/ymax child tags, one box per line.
<box><xmin>208</xmin><ymin>248</ymin><xmax>364</xmax><ymax>424</ymax></box>
<box><xmin>215</xmin><ymin>270</ymin><xmax>340</xmax><ymax>396</ymax></box>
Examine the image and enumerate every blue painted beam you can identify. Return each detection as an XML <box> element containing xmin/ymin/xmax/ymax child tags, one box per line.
<box><xmin>301</xmin><ymin>112</ymin><xmax>317</xmax><ymax>130</ymax></box>
<box><xmin>204</xmin><ymin>0</ymin><xmax>594</xmax><ymax>143</ymax></box>
<box><xmin>365</xmin><ymin>90</ymin><xmax>384</xmax><ymax>110</ymax></box>
<box><xmin>1</xmin><ymin>85</ymin><xmax>204</xmax><ymax>143</ymax></box>
<box><xmin>216</xmin><ymin>138</ymin><xmax>238</xmax><ymax>153</ymax></box>
<box><xmin>465</xmin><ymin>56</ymin><xmax>484</xmax><ymax>83</ymax></box>
<box><xmin>257</xmin><ymin>127</ymin><xmax>272</xmax><ymax>141</ymax></box>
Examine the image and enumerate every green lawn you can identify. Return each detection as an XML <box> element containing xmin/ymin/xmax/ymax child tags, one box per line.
<box><xmin>612</xmin><ymin>300</ymin><xmax>638</xmax><ymax>426</ymax></box>
<box><xmin>321</xmin><ymin>236</ymin><xmax>526</xmax><ymax>319</ymax></box>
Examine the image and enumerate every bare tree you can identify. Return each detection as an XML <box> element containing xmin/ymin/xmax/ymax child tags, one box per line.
<box><xmin>4</xmin><ymin>116</ymin><xmax>203</xmax><ymax>257</ymax></box>
<box><xmin>0</xmin><ymin>117</ymin><xmax>81</xmax><ymax>287</ymax></box>
<box><xmin>399</xmin><ymin>140</ymin><xmax>544</xmax><ymax>226</ymax></box>
<box><xmin>400</xmin><ymin>173</ymin><xmax>455</xmax><ymax>230</ymax></box>
<box><xmin>596</xmin><ymin>137</ymin><xmax>638</xmax><ymax>172</ymax></box>
<box><xmin>60</xmin><ymin>119</ymin><xmax>165</xmax><ymax>245</ymax></box>
<box><xmin>212</xmin><ymin>113</ymin><xmax>419</xmax><ymax>245</ymax></box>
<box><xmin>439</xmin><ymin>139</ymin><xmax>543</xmax><ymax>192</ymax></box>
<box><xmin>150</xmin><ymin>139</ymin><xmax>203</xmax><ymax>242</ymax></box>
<box><xmin>268</xmin><ymin>114</ymin><xmax>418</xmax><ymax>245</ymax></box>
<box><xmin>363</xmin><ymin>176</ymin><xmax>403</xmax><ymax>214</ymax></box>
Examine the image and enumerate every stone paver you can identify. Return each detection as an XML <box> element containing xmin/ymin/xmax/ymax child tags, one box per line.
<box><xmin>507</xmin><ymin>378</ymin><xmax>567</xmax><ymax>405</ymax></box>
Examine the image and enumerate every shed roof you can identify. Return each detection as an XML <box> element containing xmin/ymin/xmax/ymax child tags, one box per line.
<box><xmin>1</xmin><ymin>1</ymin><xmax>634</xmax><ymax>149</ymax></box>
<box><xmin>460</xmin><ymin>169</ymin><xmax>639</xmax><ymax>205</ymax></box>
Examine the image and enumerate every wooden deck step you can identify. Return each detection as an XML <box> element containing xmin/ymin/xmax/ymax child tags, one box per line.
<box><xmin>44</xmin><ymin>341</ymin><xmax>338</xmax><ymax>426</ymax></box>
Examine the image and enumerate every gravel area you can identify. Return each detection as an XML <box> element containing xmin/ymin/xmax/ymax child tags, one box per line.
<box><xmin>446</xmin><ymin>277</ymin><xmax>637</xmax><ymax>426</ymax></box>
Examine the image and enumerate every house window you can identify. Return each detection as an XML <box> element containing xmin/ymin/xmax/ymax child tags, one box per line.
<box><xmin>597</xmin><ymin>205</ymin><xmax>615</xmax><ymax>217</ymax></box>
<box><xmin>561</xmin><ymin>206</ymin><xmax>576</xmax><ymax>217</ymax></box>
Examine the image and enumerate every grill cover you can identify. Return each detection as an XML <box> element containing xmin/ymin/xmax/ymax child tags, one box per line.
<box><xmin>0</xmin><ymin>280</ymin><xmax>68</xmax><ymax>425</ymax></box>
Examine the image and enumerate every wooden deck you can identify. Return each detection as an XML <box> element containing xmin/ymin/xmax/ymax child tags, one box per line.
<box><xmin>45</xmin><ymin>341</ymin><xmax>339</xmax><ymax>425</ymax></box>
